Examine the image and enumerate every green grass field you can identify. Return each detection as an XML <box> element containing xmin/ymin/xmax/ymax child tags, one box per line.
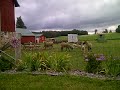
<box><xmin>0</xmin><ymin>73</ymin><xmax>120</xmax><ymax>90</ymax></box>
<box><xmin>0</xmin><ymin>33</ymin><xmax>120</xmax><ymax>89</ymax></box>
<box><xmin>3</xmin><ymin>33</ymin><xmax>120</xmax><ymax>70</ymax></box>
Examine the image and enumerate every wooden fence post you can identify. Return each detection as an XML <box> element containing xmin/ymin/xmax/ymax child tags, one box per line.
<box><xmin>14</xmin><ymin>33</ymin><xmax>21</xmax><ymax>62</ymax></box>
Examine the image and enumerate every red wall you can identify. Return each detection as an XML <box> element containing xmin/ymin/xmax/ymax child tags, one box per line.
<box><xmin>1</xmin><ymin>0</ymin><xmax>15</xmax><ymax>32</ymax></box>
<box><xmin>39</xmin><ymin>35</ymin><xmax>46</xmax><ymax>42</ymax></box>
<box><xmin>21</xmin><ymin>36</ymin><xmax>35</xmax><ymax>44</ymax></box>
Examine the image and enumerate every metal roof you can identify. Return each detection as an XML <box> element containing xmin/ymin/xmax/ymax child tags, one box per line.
<box><xmin>16</xmin><ymin>28</ymin><xmax>35</xmax><ymax>36</ymax></box>
<box><xmin>16</xmin><ymin>28</ymin><xmax>43</xmax><ymax>37</ymax></box>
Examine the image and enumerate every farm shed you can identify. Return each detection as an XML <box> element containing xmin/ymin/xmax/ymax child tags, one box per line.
<box><xmin>68</xmin><ymin>34</ymin><xmax>78</xmax><ymax>42</ymax></box>
<box><xmin>16</xmin><ymin>28</ymin><xmax>46</xmax><ymax>44</ymax></box>
<box><xmin>34</xmin><ymin>34</ymin><xmax>46</xmax><ymax>43</ymax></box>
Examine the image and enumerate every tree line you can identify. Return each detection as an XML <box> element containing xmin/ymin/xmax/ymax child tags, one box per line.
<box><xmin>34</xmin><ymin>29</ymin><xmax>88</xmax><ymax>38</ymax></box>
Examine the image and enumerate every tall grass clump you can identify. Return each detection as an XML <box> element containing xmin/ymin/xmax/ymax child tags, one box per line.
<box><xmin>105</xmin><ymin>55</ymin><xmax>120</xmax><ymax>77</ymax></box>
<box><xmin>0</xmin><ymin>55</ymin><xmax>14</xmax><ymax>72</ymax></box>
<box><xmin>17</xmin><ymin>52</ymin><xmax>51</xmax><ymax>71</ymax></box>
<box><xmin>50</xmin><ymin>52</ymin><xmax>71</xmax><ymax>72</ymax></box>
<box><xmin>16</xmin><ymin>52</ymin><xmax>71</xmax><ymax>72</ymax></box>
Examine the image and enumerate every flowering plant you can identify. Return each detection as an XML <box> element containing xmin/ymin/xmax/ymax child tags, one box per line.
<box><xmin>10</xmin><ymin>37</ymin><xmax>20</xmax><ymax>48</ymax></box>
<box><xmin>85</xmin><ymin>53</ymin><xmax>105</xmax><ymax>73</ymax></box>
<box><xmin>94</xmin><ymin>54</ymin><xmax>106</xmax><ymax>61</ymax></box>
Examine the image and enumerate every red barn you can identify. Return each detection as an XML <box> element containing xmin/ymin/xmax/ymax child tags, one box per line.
<box><xmin>21</xmin><ymin>36</ymin><xmax>35</xmax><ymax>44</ymax></box>
<box><xmin>0</xmin><ymin>0</ymin><xmax>19</xmax><ymax>32</ymax></box>
<box><xmin>35</xmin><ymin>34</ymin><xmax>46</xmax><ymax>43</ymax></box>
<box><xmin>16</xmin><ymin>28</ymin><xmax>46</xmax><ymax>44</ymax></box>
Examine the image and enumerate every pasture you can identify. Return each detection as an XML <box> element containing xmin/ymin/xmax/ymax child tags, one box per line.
<box><xmin>0</xmin><ymin>33</ymin><xmax>120</xmax><ymax>89</ymax></box>
<box><xmin>4</xmin><ymin>33</ymin><xmax>120</xmax><ymax>71</ymax></box>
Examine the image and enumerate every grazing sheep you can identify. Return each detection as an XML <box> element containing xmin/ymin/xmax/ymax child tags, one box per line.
<box><xmin>72</xmin><ymin>43</ymin><xmax>81</xmax><ymax>48</ymax></box>
<box><xmin>61</xmin><ymin>42</ymin><xmax>73</xmax><ymax>51</ymax></box>
<box><xmin>43</xmin><ymin>41</ymin><xmax>53</xmax><ymax>49</ymax></box>
<box><xmin>81</xmin><ymin>41</ymin><xmax>92</xmax><ymax>56</ymax></box>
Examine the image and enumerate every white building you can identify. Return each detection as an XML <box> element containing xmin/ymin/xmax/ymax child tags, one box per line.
<box><xmin>68</xmin><ymin>34</ymin><xmax>78</xmax><ymax>42</ymax></box>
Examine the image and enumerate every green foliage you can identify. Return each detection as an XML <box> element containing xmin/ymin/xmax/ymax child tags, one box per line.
<box><xmin>116</xmin><ymin>25</ymin><xmax>120</xmax><ymax>33</ymax></box>
<box><xmin>102</xmin><ymin>29</ymin><xmax>108</xmax><ymax>33</ymax></box>
<box><xmin>95</xmin><ymin>29</ymin><xmax>97</xmax><ymax>34</ymax></box>
<box><xmin>42</xmin><ymin>29</ymin><xmax>88</xmax><ymax>38</ymax></box>
<box><xmin>0</xmin><ymin>56</ymin><xmax>14</xmax><ymax>71</ymax></box>
<box><xmin>105</xmin><ymin>56</ymin><xmax>120</xmax><ymax>77</ymax></box>
<box><xmin>16</xmin><ymin>59</ymin><xmax>25</xmax><ymax>71</ymax></box>
<box><xmin>16</xmin><ymin>52</ymin><xmax>71</xmax><ymax>72</ymax></box>
<box><xmin>50</xmin><ymin>53</ymin><xmax>71</xmax><ymax>72</ymax></box>
<box><xmin>16</xmin><ymin>16</ymin><xmax>27</xmax><ymax>29</ymax></box>
<box><xmin>109</xmin><ymin>30</ymin><xmax>112</xmax><ymax>33</ymax></box>
<box><xmin>23</xmin><ymin>52</ymin><xmax>42</xmax><ymax>71</ymax></box>
<box><xmin>85</xmin><ymin>53</ymin><xmax>102</xmax><ymax>73</ymax></box>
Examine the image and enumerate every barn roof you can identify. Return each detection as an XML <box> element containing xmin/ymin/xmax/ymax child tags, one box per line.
<box><xmin>16</xmin><ymin>28</ymin><xmax>43</xmax><ymax>37</ymax></box>
<box><xmin>14</xmin><ymin>0</ymin><xmax>20</xmax><ymax>7</ymax></box>
<box><xmin>16</xmin><ymin>28</ymin><xmax>35</xmax><ymax>36</ymax></box>
<box><xmin>32</xmin><ymin>33</ymin><xmax>43</xmax><ymax>37</ymax></box>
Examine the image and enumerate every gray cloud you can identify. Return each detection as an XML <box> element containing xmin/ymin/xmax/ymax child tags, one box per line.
<box><xmin>15</xmin><ymin>0</ymin><xmax>120</xmax><ymax>30</ymax></box>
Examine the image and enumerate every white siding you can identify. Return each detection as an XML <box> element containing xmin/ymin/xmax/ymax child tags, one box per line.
<box><xmin>68</xmin><ymin>34</ymin><xmax>78</xmax><ymax>42</ymax></box>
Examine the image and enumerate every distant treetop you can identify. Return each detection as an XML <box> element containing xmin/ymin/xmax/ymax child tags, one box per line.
<box><xmin>116</xmin><ymin>25</ymin><xmax>120</xmax><ymax>33</ymax></box>
<box><xmin>16</xmin><ymin>16</ymin><xmax>27</xmax><ymax>29</ymax></box>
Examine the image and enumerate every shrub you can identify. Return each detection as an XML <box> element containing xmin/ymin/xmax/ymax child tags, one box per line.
<box><xmin>16</xmin><ymin>59</ymin><xmax>25</xmax><ymax>71</ymax></box>
<box><xmin>116</xmin><ymin>25</ymin><xmax>120</xmax><ymax>33</ymax></box>
<box><xmin>17</xmin><ymin>52</ymin><xmax>71</xmax><ymax>72</ymax></box>
<box><xmin>50</xmin><ymin>53</ymin><xmax>71</xmax><ymax>72</ymax></box>
<box><xmin>0</xmin><ymin>56</ymin><xmax>14</xmax><ymax>71</ymax></box>
<box><xmin>23</xmin><ymin>52</ymin><xmax>42</xmax><ymax>71</ymax></box>
<box><xmin>106</xmin><ymin>56</ymin><xmax>120</xmax><ymax>77</ymax></box>
<box><xmin>85</xmin><ymin>53</ymin><xmax>103</xmax><ymax>73</ymax></box>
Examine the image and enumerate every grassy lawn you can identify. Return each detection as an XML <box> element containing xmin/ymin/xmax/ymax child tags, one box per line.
<box><xmin>0</xmin><ymin>73</ymin><xmax>120</xmax><ymax>90</ymax></box>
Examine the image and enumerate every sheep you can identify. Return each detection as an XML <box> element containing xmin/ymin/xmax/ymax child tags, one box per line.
<box><xmin>61</xmin><ymin>42</ymin><xmax>73</xmax><ymax>51</ymax></box>
<box><xmin>43</xmin><ymin>41</ymin><xmax>53</xmax><ymax>49</ymax></box>
<box><xmin>81</xmin><ymin>41</ymin><xmax>92</xmax><ymax>56</ymax></box>
<box><xmin>83</xmin><ymin>41</ymin><xmax>92</xmax><ymax>51</ymax></box>
<box><xmin>72</xmin><ymin>43</ymin><xmax>82</xmax><ymax>48</ymax></box>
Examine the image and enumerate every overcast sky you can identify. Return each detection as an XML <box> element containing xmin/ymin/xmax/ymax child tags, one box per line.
<box><xmin>15</xmin><ymin>0</ymin><xmax>120</xmax><ymax>31</ymax></box>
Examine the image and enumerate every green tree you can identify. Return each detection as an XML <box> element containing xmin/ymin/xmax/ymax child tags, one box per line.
<box><xmin>116</xmin><ymin>25</ymin><xmax>120</xmax><ymax>33</ymax></box>
<box><xmin>16</xmin><ymin>16</ymin><xmax>27</xmax><ymax>29</ymax></box>
<box><xmin>102</xmin><ymin>29</ymin><xmax>108</xmax><ymax>33</ymax></box>
<box><xmin>109</xmin><ymin>30</ymin><xmax>112</xmax><ymax>33</ymax></box>
<box><xmin>95</xmin><ymin>29</ymin><xmax>97</xmax><ymax>34</ymax></box>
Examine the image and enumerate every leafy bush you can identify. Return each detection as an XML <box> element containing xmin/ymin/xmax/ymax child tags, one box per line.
<box><xmin>50</xmin><ymin>53</ymin><xmax>71</xmax><ymax>72</ymax></box>
<box><xmin>16</xmin><ymin>59</ymin><xmax>25</xmax><ymax>71</ymax></box>
<box><xmin>16</xmin><ymin>52</ymin><xmax>71</xmax><ymax>72</ymax></box>
<box><xmin>85</xmin><ymin>53</ymin><xmax>103</xmax><ymax>73</ymax></box>
<box><xmin>116</xmin><ymin>25</ymin><xmax>120</xmax><ymax>33</ymax></box>
<box><xmin>0</xmin><ymin>56</ymin><xmax>14</xmax><ymax>71</ymax></box>
<box><xmin>23</xmin><ymin>53</ymin><xmax>42</xmax><ymax>71</ymax></box>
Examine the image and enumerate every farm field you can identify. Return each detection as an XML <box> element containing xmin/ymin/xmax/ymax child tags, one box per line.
<box><xmin>0</xmin><ymin>33</ymin><xmax>120</xmax><ymax>89</ymax></box>
<box><xmin>23</xmin><ymin>33</ymin><xmax>120</xmax><ymax>70</ymax></box>
<box><xmin>3</xmin><ymin>33</ymin><xmax>120</xmax><ymax>71</ymax></box>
